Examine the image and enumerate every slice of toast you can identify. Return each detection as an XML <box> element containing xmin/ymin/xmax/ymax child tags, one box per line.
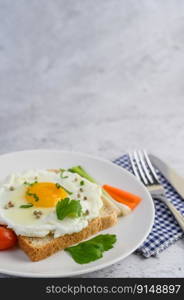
<box><xmin>18</xmin><ymin>196</ymin><xmax>119</xmax><ymax>261</ymax></box>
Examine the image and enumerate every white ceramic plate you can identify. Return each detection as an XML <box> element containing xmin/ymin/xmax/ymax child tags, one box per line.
<box><xmin>0</xmin><ymin>150</ymin><xmax>154</xmax><ymax>277</ymax></box>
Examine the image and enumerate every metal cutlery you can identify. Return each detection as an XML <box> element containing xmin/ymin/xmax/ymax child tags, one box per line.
<box><xmin>129</xmin><ymin>150</ymin><xmax>184</xmax><ymax>231</ymax></box>
<box><xmin>149</xmin><ymin>154</ymin><xmax>184</xmax><ymax>200</ymax></box>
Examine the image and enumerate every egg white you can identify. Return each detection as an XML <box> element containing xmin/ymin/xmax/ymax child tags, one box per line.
<box><xmin>0</xmin><ymin>169</ymin><xmax>103</xmax><ymax>237</ymax></box>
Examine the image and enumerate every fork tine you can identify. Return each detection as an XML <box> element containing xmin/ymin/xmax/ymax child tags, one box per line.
<box><xmin>129</xmin><ymin>152</ymin><xmax>141</xmax><ymax>181</ymax></box>
<box><xmin>132</xmin><ymin>151</ymin><xmax>149</xmax><ymax>185</ymax></box>
<box><xmin>137</xmin><ymin>150</ymin><xmax>154</xmax><ymax>184</ymax></box>
<box><xmin>143</xmin><ymin>149</ymin><xmax>159</xmax><ymax>183</ymax></box>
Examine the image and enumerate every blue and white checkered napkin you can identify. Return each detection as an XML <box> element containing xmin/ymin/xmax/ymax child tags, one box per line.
<box><xmin>114</xmin><ymin>154</ymin><xmax>184</xmax><ymax>258</ymax></box>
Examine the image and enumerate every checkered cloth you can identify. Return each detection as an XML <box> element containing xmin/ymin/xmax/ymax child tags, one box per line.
<box><xmin>114</xmin><ymin>154</ymin><xmax>184</xmax><ymax>258</ymax></box>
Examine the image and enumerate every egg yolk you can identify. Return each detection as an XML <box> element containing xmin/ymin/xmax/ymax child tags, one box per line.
<box><xmin>25</xmin><ymin>182</ymin><xmax>68</xmax><ymax>208</ymax></box>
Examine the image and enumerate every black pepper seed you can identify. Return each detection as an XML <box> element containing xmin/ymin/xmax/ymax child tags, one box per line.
<box><xmin>33</xmin><ymin>210</ymin><xmax>42</xmax><ymax>219</ymax></box>
<box><xmin>80</xmin><ymin>188</ymin><xmax>83</xmax><ymax>192</ymax></box>
<box><xmin>9</xmin><ymin>186</ymin><xmax>15</xmax><ymax>191</ymax></box>
<box><xmin>84</xmin><ymin>196</ymin><xmax>87</xmax><ymax>200</ymax></box>
<box><xmin>5</xmin><ymin>201</ymin><xmax>14</xmax><ymax>209</ymax></box>
<box><xmin>85</xmin><ymin>209</ymin><xmax>89</xmax><ymax>215</ymax></box>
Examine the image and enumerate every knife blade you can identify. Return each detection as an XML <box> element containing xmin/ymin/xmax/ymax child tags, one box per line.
<box><xmin>149</xmin><ymin>154</ymin><xmax>184</xmax><ymax>199</ymax></box>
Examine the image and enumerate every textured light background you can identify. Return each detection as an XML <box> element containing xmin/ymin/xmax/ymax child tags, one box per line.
<box><xmin>0</xmin><ymin>0</ymin><xmax>184</xmax><ymax>277</ymax></box>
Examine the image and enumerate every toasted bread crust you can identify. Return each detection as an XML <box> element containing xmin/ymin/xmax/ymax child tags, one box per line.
<box><xmin>18</xmin><ymin>211</ymin><xmax>117</xmax><ymax>261</ymax></box>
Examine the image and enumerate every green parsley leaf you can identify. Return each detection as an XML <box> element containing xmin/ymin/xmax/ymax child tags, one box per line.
<box><xmin>26</xmin><ymin>191</ymin><xmax>39</xmax><ymax>202</ymax></box>
<box><xmin>65</xmin><ymin>234</ymin><xmax>117</xmax><ymax>264</ymax></box>
<box><xmin>56</xmin><ymin>198</ymin><xmax>82</xmax><ymax>220</ymax></box>
<box><xmin>55</xmin><ymin>183</ymin><xmax>61</xmax><ymax>189</ymax></box>
<box><xmin>80</xmin><ymin>180</ymin><xmax>85</xmax><ymax>186</ymax></box>
<box><xmin>59</xmin><ymin>169</ymin><xmax>69</xmax><ymax>179</ymax></box>
<box><xmin>88</xmin><ymin>234</ymin><xmax>117</xmax><ymax>251</ymax></box>
<box><xmin>55</xmin><ymin>183</ymin><xmax>72</xmax><ymax>195</ymax></box>
<box><xmin>61</xmin><ymin>174</ymin><xmax>68</xmax><ymax>179</ymax></box>
<box><xmin>68</xmin><ymin>166</ymin><xmax>96</xmax><ymax>183</ymax></box>
<box><xmin>24</xmin><ymin>181</ymin><xmax>38</xmax><ymax>186</ymax></box>
<box><xmin>20</xmin><ymin>203</ymin><xmax>33</xmax><ymax>208</ymax></box>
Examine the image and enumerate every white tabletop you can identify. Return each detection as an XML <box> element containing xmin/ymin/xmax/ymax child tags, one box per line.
<box><xmin>0</xmin><ymin>0</ymin><xmax>184</xmax><ymax>277</ymax></box>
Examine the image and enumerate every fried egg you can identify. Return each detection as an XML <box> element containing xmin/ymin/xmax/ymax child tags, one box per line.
<box><xmin>0</xmin><ymin>169</ymin><xmax>103</xmax><ymax>237</ymax></box>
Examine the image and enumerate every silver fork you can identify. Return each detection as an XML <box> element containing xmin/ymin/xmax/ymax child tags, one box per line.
<box><xmin>129</xmin><ymin>149</ymin><xmax>184</xmax><ymax>231</ymax></box>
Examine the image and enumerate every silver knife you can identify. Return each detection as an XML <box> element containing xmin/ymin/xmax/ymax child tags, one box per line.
<box><xmin>149</xmin><ymin>154</ymin><xmax>184</xmax><ymax>199</ymax></box>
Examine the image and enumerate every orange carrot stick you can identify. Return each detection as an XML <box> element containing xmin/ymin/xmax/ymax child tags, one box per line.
<box><xmin>103</xmin><ymin>184</ymin><xmax>141</xmax><ymax>210</ymax></box>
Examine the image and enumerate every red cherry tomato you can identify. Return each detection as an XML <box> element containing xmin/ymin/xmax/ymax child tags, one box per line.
<box><xmin>0</xmin><ymin>226</ymin><xmax>17</xmax><ymax>250</ymax></box>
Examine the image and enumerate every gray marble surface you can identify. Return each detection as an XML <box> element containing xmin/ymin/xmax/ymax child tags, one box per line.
<box><xmin>0</xmin><ymin>0</ymin><xmax>184</xmax><ymax>277</ymax></box>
